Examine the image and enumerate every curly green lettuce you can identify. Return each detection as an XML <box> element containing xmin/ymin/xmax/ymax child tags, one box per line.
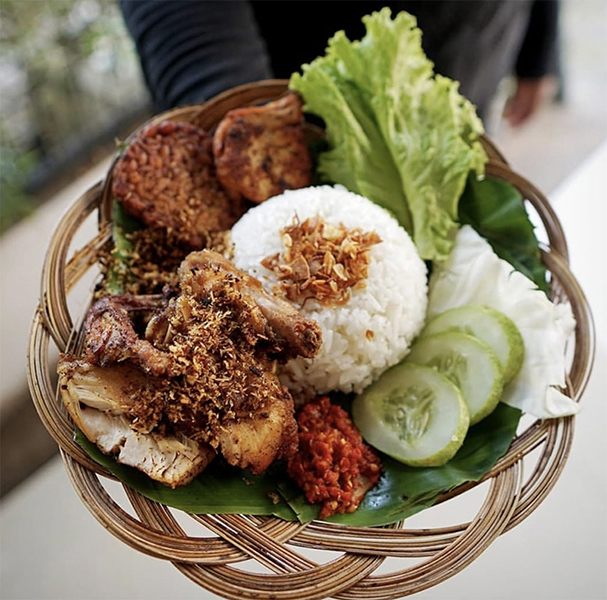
<box><xmin>290</xmin><ymin>8</ymin><xmax>487</xmax><ymax>261</ymax></box>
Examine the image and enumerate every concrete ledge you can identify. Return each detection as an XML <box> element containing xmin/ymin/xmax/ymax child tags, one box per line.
<box><xmin>0</xmin><ymin>156</ymin><xmax>111</xmax><ymax>495</ymax></box>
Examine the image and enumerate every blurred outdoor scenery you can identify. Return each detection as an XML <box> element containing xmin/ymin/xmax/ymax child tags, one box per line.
<box><xmin>0</xmin><ymin>0</ymin><xmax>150</xmax><ymax>233</ymax></box>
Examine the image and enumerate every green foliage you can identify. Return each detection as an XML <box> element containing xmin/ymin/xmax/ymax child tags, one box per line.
<box><xmin>0</xmin><ymin>140</ymin><xmax>38</xmax><ymax>234</ymax></box>
<box><xmin>101</xmin><ymin>200</ymin><xmax>143</xmax><ymax>295</ymax></box>
<box><xmin>458</xmin><ymin>174</ymin><xmax>548</xmax><ymax>291</ymax></box>
<box><xmin>0</xmin><ymin>0</ymin><xmax>147</xmax><ymax>234</ymax></box>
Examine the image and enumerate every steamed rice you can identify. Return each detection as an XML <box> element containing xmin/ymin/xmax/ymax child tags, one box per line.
<box><xmin>230</xmin><ymin>185</ymin><xmax>428</xmax><ymax>396</ymax></box>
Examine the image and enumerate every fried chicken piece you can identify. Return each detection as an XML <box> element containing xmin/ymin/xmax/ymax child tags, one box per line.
<box><xmin>146</xmin><ymin>251</ymin><xmax>308</xmax><ymax>472</ymax></box>
<box><xmin>66</xmin><ymin>251</ymin><xmax>321</xmax><ymax>482</ymax></box>
<box><xmin>58</xmin><ymin>358</ymin><xmax>215</xmax><ymax>488</ymax></box>
<box><xmin>217</xmin><ymin>391</ymin><xmax>298</xmax><ymax>474</ymax></box>
<box><xmin>213</xmin><ymin>93</ymin><xmax>312</xmax><ymax>203</ymax></box>
<box><xmin>83</xmin><ymin>294</ymin><xmax>176</xmax><ymax>377</ymax></box>
<box><xmin>182</xmin><ymin>250</ymin><xmax>322</xmax><ymax>361</ymax></box>
<box><xmin>112</xmin><ymin>120</ymin><xmax>247</xmax><ymax>249</ymax></box>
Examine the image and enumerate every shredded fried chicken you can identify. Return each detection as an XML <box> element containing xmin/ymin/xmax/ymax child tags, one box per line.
<box><xmin>212</xmin><ymin>93</ymin><xmax>312</xmax><ymax>203</ymax></box>
<box><xmin>261</xmin><ymin>216</ymin><xmax>382</xmax><ymax>306</ymax></box>
<box><xmin>66</xmin><ymin>250</ymin><xmax>322</xmax><ymax>479</ymax></box>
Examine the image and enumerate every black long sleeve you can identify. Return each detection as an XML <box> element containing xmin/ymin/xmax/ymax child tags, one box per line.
<box><xmin>119</xmin><ymin>0</ymin><xmax>272</xmax><ymax>112</ymax></box>
<box><xmin>515</xmin><ymin>0</ymin><xmax>560</xmax><ymax>79</ymax></box>
<box><xmin>119</xmin><ymin>1</ymin><xmax>557</xmax><ymax>121</ymax></box>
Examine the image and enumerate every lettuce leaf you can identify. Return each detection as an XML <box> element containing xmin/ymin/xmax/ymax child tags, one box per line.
<box><xmin>290</xmin><ymin>8</ymin><xmax>487</xmax><ymax>261</ymax></box>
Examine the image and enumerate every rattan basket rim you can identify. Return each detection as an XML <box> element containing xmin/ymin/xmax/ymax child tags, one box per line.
<box><xmin>26</xmin><ymin>80</ymin><xmax>595</xmax><ymax>600</ymax></box>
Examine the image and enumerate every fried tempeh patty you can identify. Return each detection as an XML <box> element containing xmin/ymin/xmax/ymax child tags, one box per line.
<box><xmin>112</xmin><ymin>120</ymin><xmax>246</xmax><ymax>249</ymax></box>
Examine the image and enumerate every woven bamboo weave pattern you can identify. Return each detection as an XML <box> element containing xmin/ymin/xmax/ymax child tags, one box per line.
<box><xmin>27</xmin><ymin>81</ymin><xmax>595</xmax><ymax>600</ymax></box>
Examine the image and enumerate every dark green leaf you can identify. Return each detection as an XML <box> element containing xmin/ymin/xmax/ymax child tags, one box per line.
<box><xmin>75</xmin><ymin>431</ymin><xmax>299</xmax><ymax>520</ymax></box>
<box><xmin>458</xmin><ymin>175</ymin><xmax>548</xmax><ymax>292</ymax></box>
<box><xmin>284</xmin><ymin>403</ymin><xmax>521</xmax><ymax>526</ymax></box>
<box><xmin>102</xmin><ymin>200</ymin><xmax>143</xmax><ymax>295</ymax></box>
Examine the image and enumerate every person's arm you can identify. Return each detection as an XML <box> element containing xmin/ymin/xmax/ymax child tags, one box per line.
<box><xmin>119</xmin><ymin>0</ymin><xmax>273</xmax><ymax>112</ymax></box>
<box><xmin>504</xmin><ymin>0</ymin><xmax>560</xmax><ymax>126</ymax></box>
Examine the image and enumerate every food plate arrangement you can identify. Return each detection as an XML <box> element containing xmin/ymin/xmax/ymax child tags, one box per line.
<box><xmin>27</xmin><ymin>11</ymin><xmax>594</xmax><ymax>600</ymax></box>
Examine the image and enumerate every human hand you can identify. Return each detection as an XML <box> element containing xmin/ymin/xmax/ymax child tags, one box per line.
<box><xmin>503</xmin><ymin>76</ymin><xmax>557</xmax><ymax>127</ymax></box>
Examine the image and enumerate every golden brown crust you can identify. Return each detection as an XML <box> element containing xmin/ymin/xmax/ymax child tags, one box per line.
<box><xmin>212</xmin><ymin>93</ymin><xmax>312</xmax><ymax>203</ymax></box>
<box><xmin>112</xmin><ymin>120</ymin><xmax>247</xmax><ymax>249</ymax></box>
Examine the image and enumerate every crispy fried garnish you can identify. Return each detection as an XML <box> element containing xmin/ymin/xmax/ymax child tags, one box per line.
<box><xmin>261</xmin><ymin>216</ymin><xmax>382</xmax><ymax>306</ymax></box>
<box><xmin>111</xmin><ymin>120</ymin><xmax>247</xmax><ymax>249</ymax></box>
<box><xmin>133</xmin><ymin>259</ymin><xmax>301</xmax><ymax>472</ymax></box>
<box><xmin>98</xmin><ymin>225</ymin><xmax>233</xmax><ymax>297</ymax></box>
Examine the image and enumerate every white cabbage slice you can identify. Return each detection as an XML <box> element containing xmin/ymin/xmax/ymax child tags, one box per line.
<box><xmin>427</xmin><ymin>225</ymin><xmax>578</xmax><ymax>419</ymax></box>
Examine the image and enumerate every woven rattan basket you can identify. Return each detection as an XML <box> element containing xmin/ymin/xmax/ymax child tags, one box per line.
<box><xmin>27</xmin><ymin>80</ymin><xmax>595</xmax><ymax>600</ymax></box>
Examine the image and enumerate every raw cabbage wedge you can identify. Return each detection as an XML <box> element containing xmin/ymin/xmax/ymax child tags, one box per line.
<box><xmin>290</xmin><ymin>8</ymin><xmax>487</xmax><ymax>261</ymax></box>
<box><xmin>428</xmin><ymin>225</ymin><xmax>578</xmax><ymax>418</ymax></box>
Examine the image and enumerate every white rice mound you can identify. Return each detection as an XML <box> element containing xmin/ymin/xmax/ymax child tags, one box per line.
<box><xmin>230</xmin><ymin>185</ymin><xmax>428</xmax><ymax>396</ymax></box>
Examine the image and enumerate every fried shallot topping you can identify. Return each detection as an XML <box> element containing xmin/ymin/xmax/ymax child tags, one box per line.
<box><xmin>98</xmin><ymin>226</ymin><xmax>231</xmax><ymax>297</ymax></box>
<box><xmin>148</xmin><ymin>265</ymin><xmax>295</xmax><ymax>447</ymax></box>
<box><xmin>261</xmin><ymin>216</ymin><xmax>382</xmax><ymax>306</ymax></box>
<box><xmin>77</xmin><ymin>250</ymin><xmax>323</xmax><ymax>476</ymax></box>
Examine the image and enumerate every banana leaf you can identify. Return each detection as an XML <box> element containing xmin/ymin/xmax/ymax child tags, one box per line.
<box><xmin>77</xmin><ymin>175</ymin><xmax>537</xmax><ymax>525</ymax></box>
<box><xmin>458</xmin><ymin>174</ymin><xmax>548</xmax><ymax>292</ymax></box>
<box><xmin>75</xmin><ymin>431</ymin><xmax>299</xmax><ymax>520</ymax></box>
<box><xmin>76</xmin><ymin>401</ymin><xmax>520</xmax><ymax>526</ymax></box>
<box><xmin>103</xmin><ymin>200</ymin><xmax>143</xmax><ymax>295</ymax></box>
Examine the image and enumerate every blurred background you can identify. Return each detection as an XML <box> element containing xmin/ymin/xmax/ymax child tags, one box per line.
<box><xmin>1</xmin><ymin>0</ymin><xmax>606</xmax><ymax>497</ymax></box>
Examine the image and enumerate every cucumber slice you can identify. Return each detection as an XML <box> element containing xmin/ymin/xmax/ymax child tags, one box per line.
<box><xmin>422</xmin><ymin>305</ymin><xmax>524</xmax><ymax>382</ymax></box>
<box><xmin>352</xmin><ymin>363</ymin><xmax>469</xmax><ymax>467</ymax></box>
<box><xmin>406</xmin><ymin>331</ymin><xmax>504</xmax><ymax>425</ymax></box>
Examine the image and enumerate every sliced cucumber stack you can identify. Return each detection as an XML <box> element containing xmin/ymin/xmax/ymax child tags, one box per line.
<box><xmin>352</xmin><ymin>363</ymin><xmax>469</xmax><ymax>467</ymax></box>
<box><xmin>421</xmin><ymin>305</ymin><xmax>525</xmax><ymax>382</ymax></box>
<box><xmin>406</xmin><ymin>331</ymin><xmax>504</xmax><ymax>425</ymax></box>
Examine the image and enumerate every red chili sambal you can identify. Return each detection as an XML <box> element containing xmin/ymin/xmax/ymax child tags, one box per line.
<box><xmin>287</xmin><ymin>396</ymin><xmax>382</xmax><ymax>519</ymax></box>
